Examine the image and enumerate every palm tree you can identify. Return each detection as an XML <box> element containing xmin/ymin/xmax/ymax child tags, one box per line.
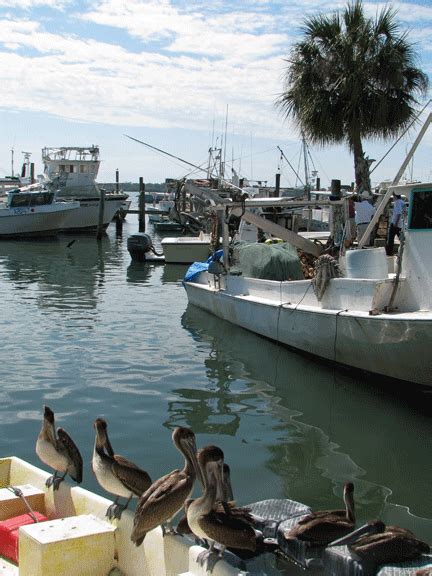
<box><xmin>277</xmin><ymin>0</ymin><xmax>429</xmax><ymax>192</ymax></box>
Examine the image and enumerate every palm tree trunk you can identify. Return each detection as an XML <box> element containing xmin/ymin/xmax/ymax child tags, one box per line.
<box><xmin>352</xmin><ymin>137</ymin><xmax>372</xmax><ymax>193</ymax></box>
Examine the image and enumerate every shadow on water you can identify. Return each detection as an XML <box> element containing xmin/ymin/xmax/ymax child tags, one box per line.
<box><xmin>180</xmin><ymin>304</ymin><xmax>432</xmax><ymax>542</ymax></box>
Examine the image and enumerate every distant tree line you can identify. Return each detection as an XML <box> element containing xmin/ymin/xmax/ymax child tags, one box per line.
<box><xmin>100</xmin><ymin>182</ymin><xmax>165</xmax><ymax>192</ymax></box>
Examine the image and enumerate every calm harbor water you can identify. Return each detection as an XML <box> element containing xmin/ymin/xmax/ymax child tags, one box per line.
<box><xmin>0</xmin><ymin>194</ymin><xmax>431</xmax><ymax>573</ymax></box>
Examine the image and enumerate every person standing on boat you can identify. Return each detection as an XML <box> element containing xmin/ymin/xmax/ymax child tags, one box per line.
<box><xmin>385</xmin><ymin>192</ymin><xmax>406</xmax><ymax>255</ymax></box>
<box><xmin>354</xmin><ymin>191</ymin><xmax>376</xmax><ymax>245</ymax></box>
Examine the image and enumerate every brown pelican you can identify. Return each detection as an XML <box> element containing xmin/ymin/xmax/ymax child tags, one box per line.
<box><xmin>35</xmin><ymin>405</ymin><xmax>83</xmax><ymax>490</ymax></box>
<box><xmin>177</xmin><ymin>462</ymin><xmax>235</xmax><ymax>535</ymax></box>
<box><xmin>329</xmin><ymin>520</ymin><xmax>430</xmax><ymax>565</ymax></box>
<box><xmin>131</xmin><ymin>426</ymin><xmax>205</xmax><ymax>545</ymax></box>
<box><xmin>283</xmin><ymin>482</ymin><xmax>355</xmax><ymax>546</ymax></box>
<box><xmin>187</xmin><ymin>445</ymin><xmax>256</xmax><ymax>568</ymax></box>
<box><xmin>92</xmin><ymin>418</ymin><xmax>152</xmax><ymax>519</ymax></box>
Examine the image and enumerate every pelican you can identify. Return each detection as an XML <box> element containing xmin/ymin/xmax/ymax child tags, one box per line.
<box><xmin>36</xmin><ymin>405</ymin><xmax>83</xmax><ymax>490</ymax></box>
<box><xmin>177</xmin><ymin>461</ymin><xmax>235</xmax><ymax>535</ymax></box>
<box><xmin>131</xmin><ymin>426</ymin><xmax>205</xmax><ymax>545</ymax></box>
<box><xmin>92</xmin><ymin>418</ymin><xmax>152</xmax><ymax>519</ymax></box>
<box><xmin>329</xmin><ymin>520</ymin><xmax>430</xmax><ymax>565</ymax></box>
<box><xmin>284</xmin><ymin>482</ymin><xmax>355</xmax><ymax>546</ymax></box>
<box><xmin>187</xmin><ymin>445</ymin><xmax>256</xmax><ymax>568</ymax></box>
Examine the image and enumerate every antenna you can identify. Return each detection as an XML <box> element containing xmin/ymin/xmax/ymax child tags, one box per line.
<box><xmin>10</xmin><ymin>147</ymin><xmax>14</xmax><ymax>177</ymax></box>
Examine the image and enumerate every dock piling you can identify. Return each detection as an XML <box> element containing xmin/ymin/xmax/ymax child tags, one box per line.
<box><xmin>138</xmin><ymin>178</ymin><xmax>146</xmax><ymax>232</ymax></box>
<box><xmin>97</xmin><ymin>188</ymin><xmax>105</xmax><ymax>240</ymax></box>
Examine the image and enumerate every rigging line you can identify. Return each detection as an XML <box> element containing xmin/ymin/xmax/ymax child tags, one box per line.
<box><xmin>370</xmin><ymin>99</ymin><xmax>432</xmax><ymax>175</ymax></box>
<box><xmin>277</xmin><ymin>146</ymin><xmax>304</xmax><ymax>186</ymax></box>
<box><xmin>124</xmin><ymin>134</ymin><xmax>206</xmax><ymax>173</ymax></box>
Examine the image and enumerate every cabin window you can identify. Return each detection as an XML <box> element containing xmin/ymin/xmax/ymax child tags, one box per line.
<box><xmin>59</xmin><ymin>165</ymin><xmax>66</xmax><ymax>172</ymax></box>
<box><xmin>69</xmin><ymin>165</ymin><xmax>77</xmax><ymax>173</ymax></box>
<box><xmin>408</xmin><ymin>190</ymin><xmax>432</xmax><ymax>230</ymax></box>
<box><xmin>30</xmin><ymin>192</ymin><xmax>54</xmax><ymax>206</ymax></box>
<box><xmin>80</xmin><ymin>165</ymin><xmax>89</xmax><ymax>173</ymax></box>
<box><xmin>10</xmin><ymin>193</ymin><xmax>30</xmax><ymax>207</ymax></box>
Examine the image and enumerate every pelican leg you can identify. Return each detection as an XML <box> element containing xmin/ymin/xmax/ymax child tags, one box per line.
<box><xmin>197</xmin><ymin>542</ymin><xmax>217</xmax><ymax>569</ymax></box>
<box><xmin>162</xmin><ymin>521</ymin><xmax>177</xmax><ymax>537</ymax></box>
<box><xmin>52</xmin><ymin>471</ymin><xmax>67</xmax><ymax>491</ymax></box>
<box><xmin>106</xmin><ymin>497</ymin><xmax>120</xmax><ymax>520</ymax></box>
<box><xmin>114</xmin><ymin>495</ymin><xmax>133</xmax><ymax>519</ymax></box>
<box><xmin>45</xmin><ymin>471</ymin><xmax>57</xmax><ymax>489</ymax></box>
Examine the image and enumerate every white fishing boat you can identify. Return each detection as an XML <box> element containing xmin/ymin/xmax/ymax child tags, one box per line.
<box><xmin>184</xmin><ymin>180</ymin><xmax>432</xmax><ymax>388</ymax></box>
<box><xmin>41</xmin><ymin>146</ymin><xmax>127</xmax><ymax>232</ymax></box>
<box><xmin>0</xmin><ymin>188</ymin><xmax>79</xmax><ymax>238</ymax></box>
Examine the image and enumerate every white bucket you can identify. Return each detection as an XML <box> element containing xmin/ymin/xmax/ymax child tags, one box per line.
<box><xmin>345</xmin><ymin>247</ymin><xmax>388</xmax><ymax>279</ymax></box>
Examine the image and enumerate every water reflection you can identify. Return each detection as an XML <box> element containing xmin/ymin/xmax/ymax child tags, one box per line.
<box><xmin>180</xmin><ymin>304</ymin><xmax>432</xmax><ymax>541</ymax></box>
<box><xmin>0</xmin><ymin>234</ymin><xmax>123</xmax><ymax>313</ymax></box>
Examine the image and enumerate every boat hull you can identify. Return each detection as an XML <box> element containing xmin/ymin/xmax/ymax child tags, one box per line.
<box><xmin>184</xmin><ymin>278</ymin><xmax>432</xmax><ymax>387</ymax></box>
<box><xmin>0</xmin><ymin>204</ymin><xmax>79</xmax><ymax>237</ymax></box>
<box><xmin>58</xmin><ymin>198</ymin><xmax>124</xmax><ymax>232</ymax></box>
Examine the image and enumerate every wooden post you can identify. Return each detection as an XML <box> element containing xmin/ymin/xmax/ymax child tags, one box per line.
<box><xmin>138</xmin><ymin>178</ymin><xmax>146</xmax><ymax>232</ymax></box>
<box><xmin>275</xmin><ymin>173</ymin><xmax>280</xmax><ymax>197</ymax></box>
<box><xmin>97</xmin><ymin>188</ymin><xmax>105</xmax><ymax>240</ymax></box>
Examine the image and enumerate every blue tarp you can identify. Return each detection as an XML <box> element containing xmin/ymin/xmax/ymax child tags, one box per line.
<box><xmin>183</xmin><ymin>250</ymin><xmax>223</xmax><ymax>283</ymax></box>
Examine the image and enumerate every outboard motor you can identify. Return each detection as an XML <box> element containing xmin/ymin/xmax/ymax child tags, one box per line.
<box><xmin>127</xmin><ymin>233</ymin><xmax>155</xmax><ymax>262</ymax></box>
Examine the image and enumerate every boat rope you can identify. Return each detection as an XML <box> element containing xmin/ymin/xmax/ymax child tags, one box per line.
<box><xmin>333</xmin><ymin>309</ymin><xmax>347</xmax><ymax>364</ymax></box>
<box><xmin>276</xmin><ymin>282</ymin><xmax>314</xmax><ymax>342</ymax></box>
<box><xmin>6</xmin><ymin>485</ymin><xmax>39</xmax><ymax>523</ymax></box>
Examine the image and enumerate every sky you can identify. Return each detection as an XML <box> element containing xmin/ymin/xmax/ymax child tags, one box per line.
<box><xmin>1</xmin><ymin>0</ymin><xmax>431</xmax><ymax>189</ymax></box>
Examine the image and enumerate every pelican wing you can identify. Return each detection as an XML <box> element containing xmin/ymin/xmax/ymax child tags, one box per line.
<box><xmin>288</xmin><ymin>515</ymin><xmax>354</xmax><ymax>545</ymax></box>
<box><xmin>132</xmin><ymin>469</ymin><xmax>193</xmax><ymax>540</ymax></box>
<box><xmin>57</xmin><ymin>428</ymin><xmax>83</xmax><ymax>483</ymax></box>
<box><xmin>297</xmin><ymin>509</ymin><xmax>345</xmax><ymax>525</ymax></box>
<box><xmin>198</xmin><ymin>510</ymin><xmax>256</xmax><ymax>551</ymax></box>
<box><xmin>111</xmin><ymin>455</ymin><xmax>152</xmax><ymax>496</ymax></box>
<box><xmin>353</xmin><ymin>532</ymin><xmax>430</xmax><ymax>563</ymax></box>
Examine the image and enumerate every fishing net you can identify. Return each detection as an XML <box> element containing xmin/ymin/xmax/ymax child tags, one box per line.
<box><xmin>229</xmin><ymin>241</ymin><xmax>304</xmax><ymax>281</ymax></box>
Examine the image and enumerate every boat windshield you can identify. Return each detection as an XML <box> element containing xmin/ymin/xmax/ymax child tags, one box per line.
<box><xmin>409</xmin><ymin>189</ymin><xmax>432</xmax><ymax>230</ymax></box>
<box><xmin>9</xmin><ymin>192</ymin><xmax>54</xmax><ymax>207</ymax></box>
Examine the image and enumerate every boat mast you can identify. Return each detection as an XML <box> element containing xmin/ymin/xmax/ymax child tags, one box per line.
<box><xmin>11</xmin><ymin>147</ymin><xmax>14</xmax><ymax>177</ymax></box>
<box><xmin>302</xmin><ymin>133</ymin><xmax>311</xmax><ymax>200</ymax></box>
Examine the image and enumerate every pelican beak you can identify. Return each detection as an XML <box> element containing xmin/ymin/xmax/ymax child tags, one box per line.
<box><xmin>327</xmin><ymin>520</ymin><xmax>385</xmax><ymax>547</ymax></box>
<box><xmin>183</xmin><ymin>437</ymin><xmax>206</xmax><ymax>489</ymax></box>
<box><xmin>210</xmin><ymin>459</ymin><xmax>225</xmax><ymax>497</ymax></box>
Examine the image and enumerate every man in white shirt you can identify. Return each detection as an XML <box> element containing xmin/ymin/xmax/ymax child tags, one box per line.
<box><xmin>354</xmin><ymin>191</ymin><xmax>376</xmax><ymax>245</ymax></box>
<box><xmin>386</xmin><ymin>192</ymin><xmax>406</xmax><ymax>255</ymax></box>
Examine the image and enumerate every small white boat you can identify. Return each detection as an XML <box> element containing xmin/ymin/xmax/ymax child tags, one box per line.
<box><xmin>184</xmin><ymin>181</ymin><xmax>432</xmax><ymax>387</ymax></box>
<box><xmin>161</xmin><ymin>233</ymin><xmax>211</xmax><ymax>264</ymax></box>
<box><xmin>0</xmin><ymin>456</ymin><xmax>255</xmax><ymax>576</ymax></box>
<box><xmin>0</xmin><ymin>188</ymin><xmax>79</xmax><ymax>238</ymax></box>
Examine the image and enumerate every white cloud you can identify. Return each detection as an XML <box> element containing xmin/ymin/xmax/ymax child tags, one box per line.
<box><xmin>0</xmin><ymin>0</ymin><xmax>430</xmax><ymax>180</ymax></box>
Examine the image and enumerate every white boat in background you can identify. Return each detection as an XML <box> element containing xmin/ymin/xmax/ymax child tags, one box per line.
<box><xmin>161</xmin><ymin>233</ymin><xmax>211</xmax><ymax>264</ymax></box>
<box><xmin>184</xmin><ymin>180</ymin><xmax>432</xmax><ymax>387</ymax></box>
<box><xmin>40</xmin><ymin>146</ymin><xmax>127</xmax><ymax>232</ymax></box>
<box><xmin>0</xmin><ymin>188</ymin><xmax>79</xmax><ymax>238</ymax></box>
